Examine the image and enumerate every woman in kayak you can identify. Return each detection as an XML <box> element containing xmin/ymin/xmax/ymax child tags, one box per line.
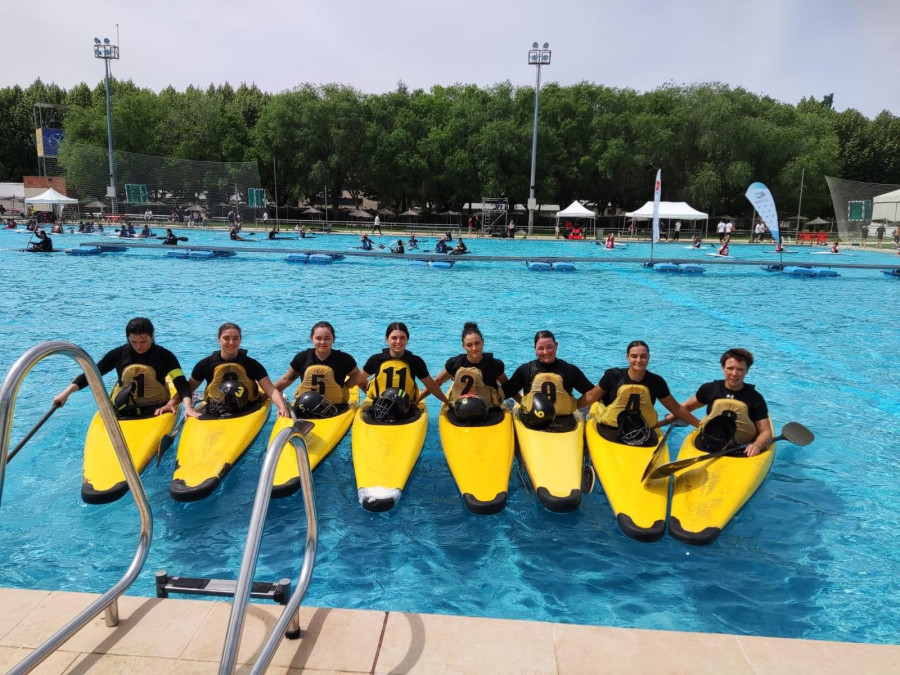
<box><xmin>183</xmin><ymin>322</ymin><xmax>289</xmax><ymax>419</ymax></box>
<box><xmin>425</xmin><ymin>322</ymin><xmax>507</xmax><ymax>412</ymax></box>
<box><xmin>503</xmin><ymin>330</ymin><xmax>601</xmax><ymax>425</ymax></box>
<box><xmin>660</xmin><ymin>348</ymin><xmax>772</xmax><ymax>457</ymax></box>
<box><xmin>52</xmin><ymin>317</ymin><xmax>191</xmax><ymax>418</ymax></box>
<box><xmin>358</xmin><ymin>322</ymin><xmax>449</xmax><ymax>420</ymax></box>
<box><xmin>593</xmin><ymin>341</ymin><xmax>700</xmax><ymax>442</ymax></box>
<box><xmin>272</xmin><ymin>320</ymin><xmax>364</xmax><ymax>418</ymax></box>
<box><xmin>718</xmin><ymin>235</ymin><xmax>730</xmax><ymax>256</ymax></box>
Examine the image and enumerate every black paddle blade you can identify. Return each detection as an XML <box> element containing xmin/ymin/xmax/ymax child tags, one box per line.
<box><xmin>781</xmin><ymin>422</ymin><xmax>814</xmax><ymax>447</ymax></box>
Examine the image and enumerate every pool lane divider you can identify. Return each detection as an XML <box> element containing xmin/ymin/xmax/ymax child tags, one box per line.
<box><xmin>78</xmin><ymin>242</ymin><xmax>900</xmax><ymax>272</ymax></box>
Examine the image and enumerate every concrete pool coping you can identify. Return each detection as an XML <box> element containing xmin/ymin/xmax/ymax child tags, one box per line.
<box><xmin>0</xmin><ymin>588</ymin><xmax>897</xmax><ymax>674</ymax></box>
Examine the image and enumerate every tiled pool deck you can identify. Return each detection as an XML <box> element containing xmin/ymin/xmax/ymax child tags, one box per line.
<box><xmin>0</xmin><ymin>588</ymin><xmax>897</xmax><ymax>673</ymax></box>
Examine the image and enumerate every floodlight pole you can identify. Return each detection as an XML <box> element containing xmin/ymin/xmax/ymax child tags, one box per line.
<box><xmin>94</xmin><ymin>38</ymin><xmax>120</xmax><ymax>215</ymax></box>
<box><xmin>527</xmin><ymin>43</ymin><xmax>551</xmax><ymax>236</ymax></box>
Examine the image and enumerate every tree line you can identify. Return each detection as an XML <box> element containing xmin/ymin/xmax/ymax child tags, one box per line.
<box><xmin>1</xmin><ymin>78</ymin><xmax>897</xmax><ymax>218</ymax></box>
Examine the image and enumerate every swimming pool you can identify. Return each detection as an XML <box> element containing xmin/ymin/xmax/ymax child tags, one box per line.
<box><xmin>1</xmin><ymin>227</ymin><xmax>898</xmax><ymax>644</ymax></box>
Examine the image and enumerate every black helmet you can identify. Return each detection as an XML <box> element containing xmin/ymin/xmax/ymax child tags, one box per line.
<box><xmin>293</xmin><ymin>390</ymin><xmax>338</xmax><ymax>419</ymax></box>
<box><xmin>522</xmin><ymin>392</ymin><xmax>555</xmax><ymax>429</ymax></box>
<box><xmin>372</xmin><ymin>387</ymin><xmax>412</xmax><ymax>422</ymax></box>
<box><xmin>217</xmin><ymin>379</ymin><xmax>248</xmax><ymax>413</ymax></box>
<box><xmin>453</xmin><ymin>394</ymin><xmax>489</xmax><ymax>422</ymax></box>
<box><xmin>616</xmin><ymin>408</ymin><xmax>652</xmax><ymax>446</ymax></box>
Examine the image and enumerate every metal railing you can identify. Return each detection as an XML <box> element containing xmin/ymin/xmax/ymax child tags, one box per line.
<box><xmin>0</xmin><ymin>341</ymin><xmax>153</xmax><ymax>674</ymax></box>
<box><xmin>219</xmin><ymin>420</ymin><xmax>318</xmax><ymax>675</ymax></box>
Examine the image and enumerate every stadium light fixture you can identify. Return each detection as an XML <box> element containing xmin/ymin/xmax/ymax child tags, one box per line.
<box><xmin>93</xmin><ymin>36</ymin><xmax>120</xmax><ymax>214</ymax></box>
<box><xmin>526</xmin><ymin>41</ymin><xmax>551</xmax><ymax>235</ymax></box>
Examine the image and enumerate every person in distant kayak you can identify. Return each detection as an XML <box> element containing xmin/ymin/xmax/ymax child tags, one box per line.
<box><xmin>183</xmin><ymin>322</ymin><xmax>289</xmax><ymax>419</ymax></box>
<box><xmin>357</xmin><ymin>322</ymin><xmax>449</xmax><ymax>421</ymax></box>
<box><xmin>718</xmin><ymin>235</ymin><xmax>730</xmax><ymax>256</ymax></box>
<box><xmin>605</xmin><ymin>232</ymin><xmax>616</xmax><ymax>249</ymax></box>
<box><xmin>503</xmin><ymin>330</ymin><xmax>602</xmax><ymax>428</ymax></box>
<box><xmin>831</xmin><ymin>240</ymin><xmax>840</xmax><ymax>253</ymax></box>
<box><xmin>273</xmin><ymin>321</ymin><xmax>364</xmax><ymax>418</ymax></box>
<box><xmin>390</xmin><ymin>239</ymin><xmax>405</xmax><ymax>254</ymax></box>
<box><xmin>450</xmin><ymin>238</ymin><xmax>468</xmax><ymax>255</ymax></box>
<box><xmin>661</xmin><ymin>348</ymin><xmax>772</xmax><ymax>457</ymax></box>
<box><xmin>162</xmin><ymin>228</ymin><xmax>178</xmax><ymax>245</ymax></box>
<box><xmin>434</xmin><ymin>237</ymin><xmax>450</xmax><ymax>253</ymax></box>
<box><xmin>425</xmin><ymin>322</ymin><xmax>507</xmax><ymax>416</ymax></box>
<box><xmin>53</xmin><ymin>317</ymin><xmax>191</xmax><ymax>418</ymax></box>
<box><xmin>691</xmin><ymin>234</ymin><xmax>702</xmax><ymax>248</ymax></box>
<box><xmin>360</xmin><ymin>234</ymin><xmax>374</xmax><ymax>251</ymax></box>
<box><xmin>593</xmin><ymin>341</ymin><xmax>700</xmax><ymax>445</ymax></box>
<box><xmin>27</xmin><ymin>229</ymin><xmax>53</xmax><ymax>252</ymax></box>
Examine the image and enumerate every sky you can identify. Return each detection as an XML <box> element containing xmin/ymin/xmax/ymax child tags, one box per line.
<box><xmin>4</xmin><ymin>0</ymin><xmax>898</xmax><ymax>119</ymax></box>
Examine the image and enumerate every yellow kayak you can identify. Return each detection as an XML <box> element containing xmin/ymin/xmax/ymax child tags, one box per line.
<box><xmin>585</xmin><ymin>402</ymin><xmax>669</xmax><ymax>541</ymax></box>
<box><xmin>512</xmin><ymin>404</ymin><xmax>584</xmax><ymax>513</ymax></box>
<box><xmin>268</xmin><ymin>396</ymin><xmax>358</xmax><ymax>499</ymax></box>
<box><xmin>669</xmin><ymin>428</ymin><xmax>776</xmax><ymax>545</ymax></box>
<box><xmin>351</xmin><ymin>399</ymin><xmax>428</xmax><ymax>511</ymax></box>
<box><xmin>82</xmin><ymin>408</ymin><xmax>179</xmax><ymax>504</ymax></box>
<box><xmin>438</xmin><ymin>404</ymin><xmax>514</xmax><ymax>514</ymax></box>
<box><xmin>170</xmin><ymin>400</ymin><xmax>271</xmax><ymax>502</ymax></box>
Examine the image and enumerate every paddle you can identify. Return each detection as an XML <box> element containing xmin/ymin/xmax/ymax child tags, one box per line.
<box><xmin>7</xmin><ymin>403</ymin><xmax>60</xmax><ymax>462</ymax></box>
<box><xmin>640</xmin><ymin>419</ymin><xmax>689</xmax><ymax>483</ymax></box>
<box><xmin>155</xmin><ymin>401</ymin><xmax>205</xmax><ymax>466</ymax></box>
<box><xmin>648</xmin><ymin>422</ymin><xmax>814</xmax><ymax>480</ymax></box>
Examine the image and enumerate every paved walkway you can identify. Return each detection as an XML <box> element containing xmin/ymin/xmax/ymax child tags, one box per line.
<box><xmin>0</xmin><ymin>588</ymin><xmax>897</xmax><ymax>673</ymax></box>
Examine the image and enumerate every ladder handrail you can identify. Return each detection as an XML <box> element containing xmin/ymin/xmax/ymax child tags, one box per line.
<box><xmin>220</xmin><ymin>420</ymin><xmax>318</xmax><ymax>675</ymax></box>
<box><xmin>0</xmin><ymin>340</ymin><xmax>153</xmax><ymax>674</ymax></box>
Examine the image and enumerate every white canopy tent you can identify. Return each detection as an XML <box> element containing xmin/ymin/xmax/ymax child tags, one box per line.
<box><xmin>625</xmin><ymin>201</ymin><xmax>708</xmax><ymax>220</ymax></box>
<box><xmin>625</xmin><ymin>200</ymin><xmax>708</xmax><ymax>239</ymax></box>
<box><xmin>25</xmin><ymin>187</ymin><xmax>79</xmax><ymax>222</ymax></box>
<box><xmin>872</xmin><ymin>188</ymin><xmax>900</xmax><ymax>223</ymax></box>
<box><xmin>556</xmin><ymin>200</ymin><xmax>597</xmax><ymax>237</ymax></box>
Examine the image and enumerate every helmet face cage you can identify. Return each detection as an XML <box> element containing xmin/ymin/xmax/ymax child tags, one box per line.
<box><xmin>373</xmin><ymin>388</ymin><xmax>410</xmax><ymax>422</ymax></box>
<box><xmin>617</xmin><ymin>408</ymin><xmax>652</xmax><ymax>446</ymax></box>
<box><xmin>294</xmin><ymin>391</ymin><xmax>338</xmax><ymax>419</ymax></box>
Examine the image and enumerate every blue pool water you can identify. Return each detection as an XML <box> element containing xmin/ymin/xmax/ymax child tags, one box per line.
<box><xmin>1</xmin><ymin>227</ymin><xmax>899</xmax><ymax>644</ymax></box>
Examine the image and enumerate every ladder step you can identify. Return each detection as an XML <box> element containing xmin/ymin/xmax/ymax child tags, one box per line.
<box><xmin>155</xmin><ymin>570</ymin><xmax>291</xmax><ymax>605</ymax></box>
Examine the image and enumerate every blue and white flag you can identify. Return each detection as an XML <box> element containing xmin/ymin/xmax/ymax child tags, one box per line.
<box><xmin>651</xmin><ymin>169</ymin><xmax>661</xmax><ymax>243</ymax></box>
<box><xmin>744</xmin><ymin>182</ymin><xmax>780</xmax><ymax>245</ymax></box>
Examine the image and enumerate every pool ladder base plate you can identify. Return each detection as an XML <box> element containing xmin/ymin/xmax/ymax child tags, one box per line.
<box><xmin>155</xmin><ymin>570</ymin><xmax>301</xmax><ymax>639</ymax></box>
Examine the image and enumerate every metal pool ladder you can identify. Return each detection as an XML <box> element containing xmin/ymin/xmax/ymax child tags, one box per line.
<box><xmin>155</xmin><ymin>419</ymin><xmax>319</xmax><ymax>675</ymax></box>
<box><xmin>0</xmin><ymin>341</ymin><xmax>153</xmax><ymax>674</ymax></box>
<box><xmin>220</xmin><ymin>419</ymin><xmax>318</xmax><ymax>674</ymax></box>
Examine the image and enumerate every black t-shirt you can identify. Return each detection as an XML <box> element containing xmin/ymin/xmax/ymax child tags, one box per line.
<box><xmin>72</xmin><ymin>343</ymin><xmax>191</xmax><ymax>401</ymax></box>
<box><xmin>191</xmin><ymin>349</ymin><xmax>269</xmax><ymax>384</ymax></box>
<box><xmin>695</xmin><ymin>380</ymin><xmax>768</xmax><ymax>421</ymax></box>
<box><xmin>598</xmin><ymin>367</ymin><xmax>670</xmax><ymax>405</ymax></box>
<box><xmin>444</xmin><ymin>353</ymin><xmax>505</xmax><ymax>387</ymax></box>
<box><xmin>289</xmin><ymin>348</ymin><xmax>358</xmax><ymax>383</ymax></box>
<box><xmin>363</xmin><ymin>349</ymin><xmax>430</xmax><ymax>380</ymax></box>
<box><xmin>502</xmin><ymin>358</ymin><xmax>593</xmax><ymax>399</ymax></box>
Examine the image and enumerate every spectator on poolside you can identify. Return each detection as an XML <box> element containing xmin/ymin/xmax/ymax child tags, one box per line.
<box><xmin>467</xmin><ymin>216</ymin><xmax>474</xmax><ymax>235</ymax></box>
<box><xmin>506</xmin><ymin>219</ymin><xmax>516</xmax><ymax>239</ymax></box>
<box><xmin>724</xmin><ymin>219</ymin><xmax>734</xmax><ymax>238</ymax></box>
<box><xmin>860</xmin><ymin>223</ymin><xmax>869</xmax><ymax>246</ymax></box>
<box><xmin>372</xmin><ymin>214</ymin><xmax>382</xmax><ymax>235</ymax></box>
<box><xmin>144</xmin><ymin>208</ymin><xmax>152</xmax><ymax>222</ymax></box>
<box><xmin>717</xmin><ymin>219</ymin><xmax>727</xmax><ymax>242</ymax></box>
<box><xmin>673</xmin><ymin>220</ymin><xmax>681</xmax><ymax>241</ymax></box>
<box><xmin>876</xmin><ymin>224</ymin><xmax>885</xmax><ymax>247</ymax></box>
<box><xmin>893</xmin><ymin>226</ymin><xmax>900</xmax><ymax>248</ymax></box>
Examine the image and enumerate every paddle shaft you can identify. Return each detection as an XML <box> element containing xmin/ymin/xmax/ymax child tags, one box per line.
<box><xmin>640</xmin><ymin>421</ymin><xmax>683</xmax><ymax>483</ymax></box>
<box><xmin>8</xmin><ymin>403</ymin><xmax>60</xmax><ymax>462</ymax></box>
<box><xmin>650</xmin><ymin>432</ymin><xmax>789</xmax><ymax>480</ymax></box>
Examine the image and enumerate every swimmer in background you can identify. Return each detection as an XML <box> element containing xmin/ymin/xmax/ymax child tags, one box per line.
<box><xmin>831</xmin><ymin>240</ymin><xmax>840</xmax><ymax>253</ymax></box>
